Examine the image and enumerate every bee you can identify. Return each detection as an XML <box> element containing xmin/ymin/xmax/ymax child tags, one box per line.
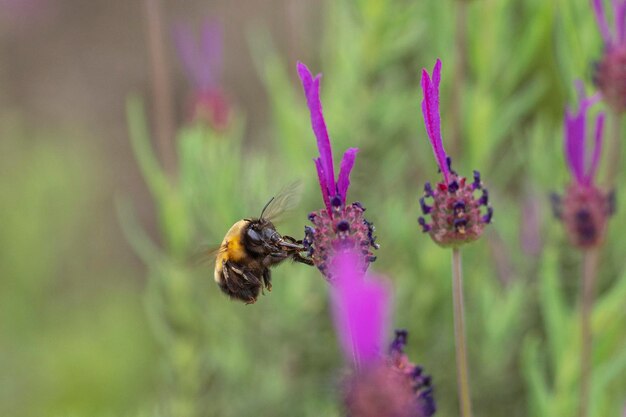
<box><xmin>214</xmin><ymin>186</ymin><xmax>313</xmax><ymax>304</ymax></box>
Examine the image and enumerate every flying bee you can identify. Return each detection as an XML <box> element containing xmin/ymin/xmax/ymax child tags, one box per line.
<box><xmin>214</xmin><ymin>185</ymin><xmax>313</xmax><ymax>304</ymax></box>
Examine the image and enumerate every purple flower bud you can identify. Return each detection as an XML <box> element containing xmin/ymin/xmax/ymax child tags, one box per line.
<box><xmin>591</xmin><ymin>0</ymin><xmax>626</xmax><ymax>112</ymax></box>
<box><xmin>173</xmin><ymin>19</ymin><xmax>231</xmax><ymax>128</ymax></box>
<box><xmin>343</xmin><ymin>330</ymin><xmax>437</xmax><ymax>417</ymax></box>
<box><xmin>297</xmin><ymin>62</ymin><xmax>378</xmax><ymax>276</ymax></box>
<box><xmin>418</xmin><ymin>60</ymin><xmax>492</xmax><ymax>248</ymax></box>
<box><xmin>558</xmin><ymin>81</ymin><xmax>614</xmax><ymax>248</ymax></box>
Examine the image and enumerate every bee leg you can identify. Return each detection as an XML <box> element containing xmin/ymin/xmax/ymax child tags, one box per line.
<box><xmin>292</xmin><ymin>253</ymin><xmax>314</xmax><ymax>266</ymax></box>
<box><xmin>226</xmin><ymin>261</ymin><xmax>261</xmax><ymax>285</ymax></box>
<box><xmin>263</xmin><ymin>269</ymin><xmax>272</xmax><ymax>291</ymax></box>
<box><xmin>276</xmin><ymin>235</ymin><xmax>305</xmax><ymax>251</ymax></box>
<box><xmin>222</xmin><ymin>262</ymin><xmax>243</xmax><ymax>291</ymax></box>
<box><xmin>223</xmin><ymin>261</ymin><xmax>259</xmax><ymax>303</ymax></box>
<box><xmin>262</xmin><ymin>252</ymin><xmax>289</xmax><ymax>267</ymax></box>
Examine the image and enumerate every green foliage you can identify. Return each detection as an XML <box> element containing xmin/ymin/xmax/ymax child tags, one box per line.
<box><xmin>0</xmin><ymin>117</ymin><xmax>157</xmax><ymax>417</ymax></box>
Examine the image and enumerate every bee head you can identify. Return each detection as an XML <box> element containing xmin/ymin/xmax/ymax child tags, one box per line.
<box><xmin>244</xmin><ymin>219</ymin><xmax>278</xmax><ymax>255</ymax></box>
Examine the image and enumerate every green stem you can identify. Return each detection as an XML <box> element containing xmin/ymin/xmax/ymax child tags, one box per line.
<box><xmin>605</xmin><ymin>109</ymin><xmax>622</xmax><ymax>187</ymax></box>
<box><xmin>452</xmin><ymin>248</ymin><xmax>473</xmax><ymax>417</ymax></box>
<box><xmin>579</xmin><ymin>248</ymin><xmax>599</xmax><ymax>417</ymax></box>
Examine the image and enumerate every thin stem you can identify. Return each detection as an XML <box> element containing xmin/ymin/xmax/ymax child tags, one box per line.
<box><xmin>579</xmin><ymin>248</ymin><xmax>599</xmax><ymax>417</ymax></box>
<box><xmin>452</xmin><ymin>248</ymin><xmax>473</xmax><ymax>417</ymax></box>
<box><xmin>605</xmin><ymin>108</ymin><xmax>622</xmax><ymax>187</ymax></box>
<box><xmin>451</xmin><ymin>0</ymin><xmax>468</xmax><ymax>156</ymax></box>
<box><xmin>143</xmin><ymin>0</ymin><xmax>176</xmax><ymax>174</ymax></box>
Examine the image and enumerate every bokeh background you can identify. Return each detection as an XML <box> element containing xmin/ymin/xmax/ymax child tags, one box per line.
<box><xmin>1</xmin><ymin>1</ymin><xmax>625</xmax><ymax>416</ymax></box>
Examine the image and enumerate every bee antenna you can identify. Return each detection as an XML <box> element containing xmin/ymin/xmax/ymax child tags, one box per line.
<box><xmin>260</xmin><ymin>196</ymin><xmax>275</xmax><ymax>219</ymax></box>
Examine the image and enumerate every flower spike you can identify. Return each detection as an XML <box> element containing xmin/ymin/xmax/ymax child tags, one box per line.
<box><xmin>298</xmin><ymin>62</ymin><xmax>378</xmax><ymax>278</ymax></box>
<box><xmin>342</xmin><ymin>328</ymin><xmax>437</xmax><ymax>417</ymax></box>
<box><xmin>592</xmin><ymin>0</ymin><xmax>626</xmax><ymax>111</ymax></box>
<box><xmin>173</xmin><ymin>19</ymin><xmax>230</xmax><ymax>128</ymax></box>
<box><xmin>417</xmin><ymin>59</ymin><xmax>492</xmax><ymax>248</ymax></box>
<box><xmin>556</xmin><ymin>82</ymin><xmax>614</xmax><ymax>248</ymax></box>
<box><xmin>421</xmin><ymin>59</ymin><xmax>450</xmax><ymax>183</ymax></box>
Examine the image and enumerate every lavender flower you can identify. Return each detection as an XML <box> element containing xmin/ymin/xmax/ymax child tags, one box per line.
<box><xmin>173</xmin><ymin>19</ymin><xmax>231</xmax><ymax>129</ymax></box>
<box><xmin>592</xmin><ymin>0</ymin><xmax>626</xmax><ymax>111</ymax></box>
<box><xmin>553</xmin><ymin>83</ymin><xmax>614</xmax><ymax>248</ymax></box>
<box><xmin>330</xmin><ymin>252</ymin><xmax>436</xmax><ymax>417</ymax></box>
<box><xmin>417</xmin><ymin>59</ymin><xmax>492</xmax><ymax>247</ymax></box>
<box><xmin>297</xmin><ymin>62</ymin><xmax>379</xmax><ymax>278</ymax></box>
<box><xmin>387</xmin><ymin>330</ymin><xmax>437</xmax><ymax>417</ymax></box>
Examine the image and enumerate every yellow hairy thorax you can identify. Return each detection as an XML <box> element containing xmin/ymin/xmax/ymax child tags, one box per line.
<box><xmin>220</xmin><ymin>220</ymin><xmax>248</xmax><ymax>263</ymax></box>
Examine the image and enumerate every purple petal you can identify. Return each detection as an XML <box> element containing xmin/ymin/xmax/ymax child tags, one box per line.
<box><xmin>199</xmin><ymin>19</ymin><xmax>222</xmax><ymax>89</ymax></box>
<box><xmin>586</xmin><ymin>112</ymin><xmax>605</xmax><ymax>183</ymax></box>
<box><xmin>314</xmin><ymin>157</ymin><xmax>332</xmax><ymax>213</ymax></box>
<box><xmin>420</xmin><ymin>59</ymin><xmax>450</xmax><ymax>182</ymax></box>
<box><xmin>297</xmin><ymin>62</ymin><xmax>336</xmax><ymax>197</ymax></box>
<box><xmin>337</xmin><ymin>148</ymin><xmax>358</xmax><ymax>205</ymax></box>
<box><xmin>564</xmin><ymin>108</ymin><xmax>586</xmax><ymax>183</ymax></box>
<box><xmin>615</xmin><ymin>0</ymin><xmax>626</xmax><ymax>43</ymax></box>
<box><xmin>593</xmin><ymin>0</ymin><xmax>614</xmax><ymax>45</ymax></box>
<box><xmin>173</xmin><ymin>23</ymin><xmax>203</xmax><ymax>88</ymax></box>
<box><xmin>330</xmin><ymin>251</ymin><xmax>390</xmax><ymax>367</ymax></box>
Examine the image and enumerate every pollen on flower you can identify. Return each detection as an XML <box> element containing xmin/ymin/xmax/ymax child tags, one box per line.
<box><xmin>417</xmin><ymin>163</ymin><xmax>492</xmax><ymax>248</ymax></box>
<box><xmin>304</xmin><ymin>200</ymin><xmax>379</xmax><ymax>279</ymax></box>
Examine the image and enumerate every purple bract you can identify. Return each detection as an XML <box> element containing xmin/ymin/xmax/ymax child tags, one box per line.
<box><xmin>417</xmin><ymin>60</ymin><xmax>492</xmax><ymax>248</ymax></box>
<box><xmin>564</xmin><ymin>82</ymin><xmax>604</xmax><ymax>186</ymax></box>
<box><xmin>553</xmin><ymin>82</ymin><xmax>615</xmax><ymax>248</ymax></box>
<box><xmin>329</xmin><ymin>251</ymin><xmax>390</xmax><ymax>367</ymax></box>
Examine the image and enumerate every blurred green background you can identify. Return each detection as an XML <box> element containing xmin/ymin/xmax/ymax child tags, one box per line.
<box><xmin>1</xmin><ymin>1</ymin><xmax>625</xmax><ymax>416</ymax></box>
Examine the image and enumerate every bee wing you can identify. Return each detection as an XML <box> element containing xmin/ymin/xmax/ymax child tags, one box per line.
<box><xmin>188</xmin><ymin>244</ymin><xmax>225</xmax><ymax>267</ymax></box>
<box><xmin>261</xmin><ymin>181</ymin><xmax>303</xmax><ymax>222</ymax></box>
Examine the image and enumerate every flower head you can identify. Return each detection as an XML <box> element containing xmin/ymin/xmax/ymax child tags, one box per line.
<box><xmin>417</xmin><ymin>59</ymin><xmax>492</xmax><ymax>248</ymax></box>
<box><xmin>329</xmin><ymin>254</ymin><xmax>436</xmax><ymax>417</ymax></box>
<box><xmin>173</xmin><ymin>19</ymin><xmax>231</xmax><ymax>128</ymax></box>
<box><xmin>297</xmin><ymin>62</ymin><xmax>379</xmax><ymax>278</ymax></box>
<box><xmin>341</xmin><ymin>330</ymin><xmax>437</xmax><ymax>417</ymax></box>
<box><xmin>552</xmin><ymin>83</ymin><xmax>615</xmax><ymax>248</ymax></box>
<box><xmin>387</xmin><ymin>330</ymin><xmax>437</xmax><ymax>417</ymax></box>
<box><xmin>592</xmin><ymin>0</ymin><xmax>626</xmax><ymax>111</ymax></box>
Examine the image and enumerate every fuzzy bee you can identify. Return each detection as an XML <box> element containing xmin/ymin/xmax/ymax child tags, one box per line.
<box><xmin>214</xmin><ymin>186</ymin><xmax>313</xmax><ymax>304</ymax></box>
